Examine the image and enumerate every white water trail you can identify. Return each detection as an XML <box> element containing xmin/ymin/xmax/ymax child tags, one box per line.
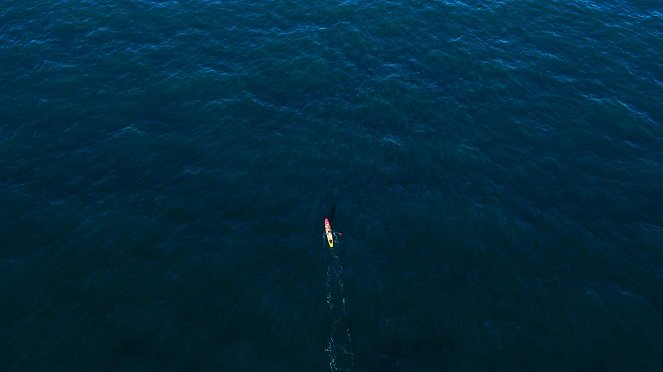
<box><xmin>325</xmin><ymin>239</ymin><xmax>354</xmax><ymax>372</ymax></box>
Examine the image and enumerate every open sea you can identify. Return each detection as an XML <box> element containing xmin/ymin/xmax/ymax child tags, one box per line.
<box><xmin>1</xmin><ymin>1</ymin><xmax>662</xmax><ymax>370</ymax></box>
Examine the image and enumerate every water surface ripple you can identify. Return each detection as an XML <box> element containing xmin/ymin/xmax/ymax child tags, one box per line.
<box><xmin>1</xmin><ymin>0</ymin><xmax>662</xmax><ymax>370</ymax></box>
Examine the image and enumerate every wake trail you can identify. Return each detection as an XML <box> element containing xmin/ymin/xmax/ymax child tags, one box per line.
<box><xmin>325</xmin><ymin>248</ymin><xmax>354</xmax><ymax>371</ymax></box>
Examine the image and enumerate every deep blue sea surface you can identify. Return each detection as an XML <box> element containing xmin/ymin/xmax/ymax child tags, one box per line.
<box><xmin>1</xmin><ymin>1</ymin><xmax>663</xmax><ymax>370</ymax></box>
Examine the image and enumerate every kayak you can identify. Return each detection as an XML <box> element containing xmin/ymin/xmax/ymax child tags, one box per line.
<box><xmin>325</xmin><ymin>218</ymin><xmax>334</xmax><ymax>248</ymax></box>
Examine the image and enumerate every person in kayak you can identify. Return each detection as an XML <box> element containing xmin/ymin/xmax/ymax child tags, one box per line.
<box><xmin>324</xmin><ymin>204</ymin><xmax>342</xmax><ymax>248</ymax></box>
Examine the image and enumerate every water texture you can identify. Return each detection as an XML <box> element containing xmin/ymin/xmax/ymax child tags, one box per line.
<box><xmin>1</xmin><ymin>0</ymin><xmax>662</xmax><ymax>370</ymax></box>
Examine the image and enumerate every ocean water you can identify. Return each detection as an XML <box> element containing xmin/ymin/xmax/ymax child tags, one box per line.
<box><xmin>1</xmin><ymin>0</ymin><xmax>662</xmax><ymax>370</ymax></box>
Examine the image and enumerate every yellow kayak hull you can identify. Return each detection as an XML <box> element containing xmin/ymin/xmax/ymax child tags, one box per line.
<box><xmin>325</xmin><ymin>218</ymin><xmax>334</xmax><ymax>248</ymax></box>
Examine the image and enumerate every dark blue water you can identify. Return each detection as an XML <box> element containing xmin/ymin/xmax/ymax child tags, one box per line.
<box><xmin>2</xmin><ymin>1</ymin><xmax>663</xmax><ymax>370</ymax></box>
